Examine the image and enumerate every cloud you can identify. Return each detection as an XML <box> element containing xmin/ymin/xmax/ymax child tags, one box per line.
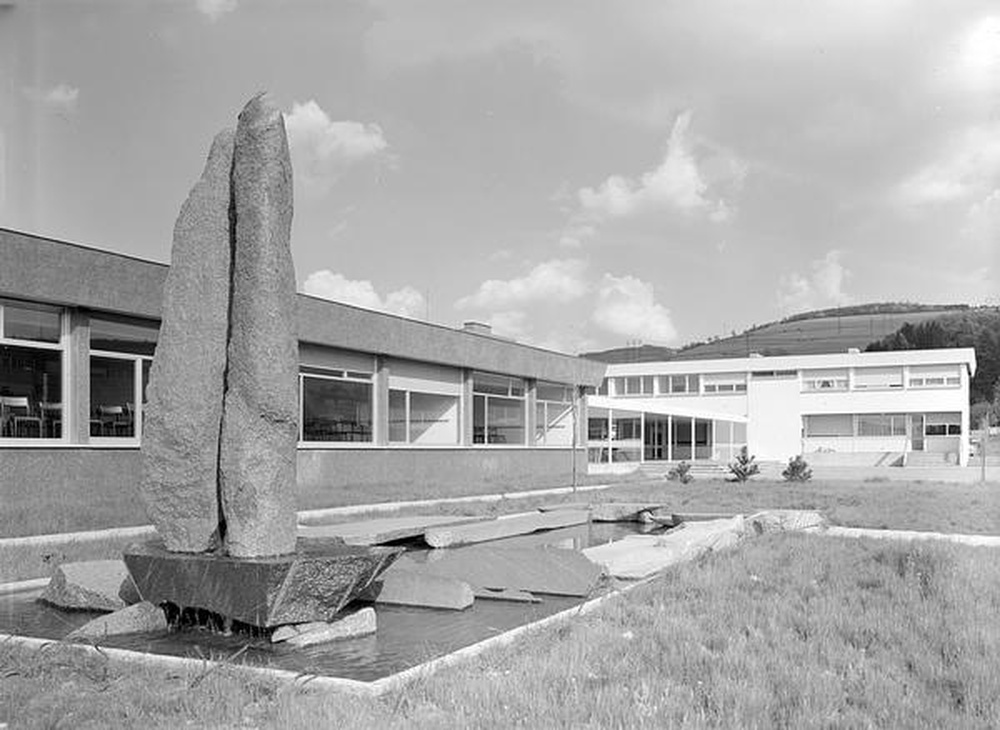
<box><xmin>196</xmin><ymin>0</ymin><xmax>237</xmax><ymax>21</ymax></box>
<box><xmin>577</xmin><ymin>111</ymin><xmax>743</xmax><ymax>223</ymax></box>
<box><xmin>956</xmin><ymin>15</ymin><xmax>1000</xmax><ymax>93</ymax></box>
<box><xmin>896</xmin><ymin>124</ymin><xmax>1000</xmax><ymax>206</ymax></box>
<box><xmin>23</xmin><ymin>83</ymin><xmax>79</xmax><ymax>113</ymax></box>
<box><xmin>777</xmin><ymin>250</ymin><xmax>852</xmax><ymax>314</ymax></box>
<box><xmin>591</xmin><ymin>274</ymin><xmax>677</xmax><ymax>344</ymax></box>
<box><xmin>302</xmin><ymin>270</ymin><xmax>426</xmax><ymax>319</ymax></box>
<box><xmin>488</xmin><ymin>310</ymin><xmax>530</xmax><ymax>339</ymax></box>
<box><xmin>284</xmin><ymin>100</ymin><xmax>389</xmax><ymax>195</ymax></box>
<box><xmin>456</xmin><ymin>258</ymin><xmax>588</xmax><ymax>309</ymax></box>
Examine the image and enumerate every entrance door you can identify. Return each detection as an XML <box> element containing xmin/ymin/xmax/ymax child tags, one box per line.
<box><xmin>644</xmin><ymin>416</ymin><xmax>669</xmax><ymax>461</ymax></box>
<box><xmin>910</xmin><ymin>414</ymin><xmax>924</xmax><ymax>451</ymax></box>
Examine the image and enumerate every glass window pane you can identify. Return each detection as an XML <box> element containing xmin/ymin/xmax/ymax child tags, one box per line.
<box><xmin>90</xmin><ymin>316</ymin><xmax>158</xmax><ymax>356</ymax></box>
<box><xmin>538</xmin><ymin>401</ymin><xmax>573</xmax><ymax>446</ymax></box>
<box><xmin>688</xmin><ymin>375</ymin><xmax>700</xmax><ymax>393</ymax></box>
<box><xmin>388</xmin><ymin>390</ymin><xmax>407</xmax><ymax>443</ymax></box>
<box><xmin>302</xmin><ymin>376</ymin><xmax>372</xmax><ymax>442</ymax></box>
<box><xmin>537</xmin><ymin>382</ymin><xmax>570</xmax><ymax>402</ymax></box>
<box><xmin>91</xmin><ymin>356</ymin><xmax>135</xmax><ymax>438</ymax></box>
<box><xmin>487</xmin><ymin>396</ymin><xmax>524</xmax><ymax>444</ymax></box>
<box><xmin>409</xmin><ymin>392</ymin><xmax>459</xmax><ymax>445</ymax></box>
<box><xmin>473</xmin><ymin>394</ymin><xmax>486</xmax><ymax>443</ymax></box>
<box><xmin>588</xmin><ymin>416</ymin><xmax>608</xmax><ymax>441</ymax></box>
<box><xmin>473</xmin><ymin>372</ymin><xmax>509</xmax><ymax>395</ymax></box>
<box><xmin>1</xmin><ymin>345</ymin><xmax>62</xmax><ymax>438</ymax></box>
<box><xmin>671</xmin><ymin>375</ymin><xmax>687</xmax><ymax>393</ymax></box>
<box><xmin>804</xmin><ymin>414</ymin><xmax>853</xmax><ymax>437</ymax></box>
<box><xmin>4</xmin><ymin>305</ymin><xmax>60</xmax><ymax>343</ymax></box>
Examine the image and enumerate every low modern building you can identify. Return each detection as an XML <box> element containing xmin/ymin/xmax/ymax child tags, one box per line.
<box><xmin>0</xmin><ymin>228</ymin><xmax>605</xmax><ymax>535</ymax></box>
<box><xmin>590</xmin><ymin>348</ymin><xmax>977</xmax><ymax>470</ymax></box>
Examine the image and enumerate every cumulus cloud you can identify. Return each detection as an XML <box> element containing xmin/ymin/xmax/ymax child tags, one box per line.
<box><xmin>456</xmin><ymin>259</ymin><xmax>588</xmax><ymax>310</ymax></box>
<box><xmin>284</xmin><ymin>100</ymin><xmax>389</xmax><ymax>195</ymax></box>
<box><xmin>777</xmin><ymin>250</ymin><xmax>852</xmax><ymax>314</ymax></box>
<box><xmin>577</xmin><ymin>111</ymin><xmax>741</xmax><ymax>222</ymax></box>
<box><xmin>196</xmin><ymin>0</ymin><xmax>237</xmax><ymax>21</ymax></box>
<box><xmin>23</xmin><ymin>83</ymin><xmax>79</xmax><ymax>113</ymax></box>
<box><xmin>591</xmin><ymin>274</ymin><xmax>677</xmax><ymax>343</ymax></box>
<box><xmin>896</xmin><ymin>124</ymin><xmax>1000</xmax><ymax>206</ymax></box>
<box><xmin>302</xmin><ymin>270</ymin><xmax>426</xmax><ymax>319</ymax></box>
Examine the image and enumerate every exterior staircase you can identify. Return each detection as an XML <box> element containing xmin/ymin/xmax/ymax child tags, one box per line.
<box><xmin>904</xmin><ymin>451</ymin><xmax>959</xmax><ymax>467</ymax></box>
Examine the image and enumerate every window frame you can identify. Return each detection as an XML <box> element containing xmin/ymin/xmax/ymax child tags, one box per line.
<box><xmin>299</xmin><ymin>368</ymin><xmax>375</xmax><ymax>446</ymax></box>
<box><xmin>0</xmin><ymin>301</ymin><xmax>69</xmax><ymax>446</ymax></box>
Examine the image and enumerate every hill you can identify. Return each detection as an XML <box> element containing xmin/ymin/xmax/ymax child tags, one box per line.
<box><xmin>584</xmin><ymin>303</ymin><xmax>970</xmax><ymax>363</ymax></box>
<box><xmin>866</xmin><ymin>308</ymin><xmax>1000</xmax><ymax>405</ymax></box>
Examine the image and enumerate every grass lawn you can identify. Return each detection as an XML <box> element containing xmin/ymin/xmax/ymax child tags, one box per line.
<box><xmin>369</xmin><ymin>477</ymin><xmax>1000</xmax><ymax>536</ymax></box>
<box><xmin>4</xmin><ymin>533</ymin><xmax>1000</xmax><ymax>728</ymax></box>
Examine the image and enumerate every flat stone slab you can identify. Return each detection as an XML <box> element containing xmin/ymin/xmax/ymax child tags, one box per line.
<box><xmin>473</xmin><ymin>586</ymin><xmax>541</xmax><ymax>603</ymax></box>
<box><xmin>68</xmin><ymin>601</ymin><xmax>168</xmax><ymax>640</ymax></box>
<box><xmin>583</xmin><ymin>517</ymin><xmax>745</xmax><ymax>580</ymax></box>
<box><xmin>590</xmin><ymin>503</ymin><xmax>666</xmax><ymax>523</ymax></box>
<box><xmin>123</xmin><ymin>538</ymin><xmax>400</xmax><ymax>628</ymax></box>
<box><xmin>400</xmin><ymin>544</ymin><xmax>603</xmax><ymax>597</ymax></box>
<box><xmin>272</xmin><ymin>621</ymin><xmax>328</xmax><ymax>643</ymax></box>
<box><xmin>298</xmin><ymin>515</ymin><xmax>489</xmax><ymax>546</ymax></box>
<box><xmin>537</xmin><ymin>502</ymin><xmax>591</xmax><ymax>512</ymax></box>
<box><xmin>747</xmin><ymin>510</ymin><xmax>826</xmax><ymax>535</ymax></box>
<box><xmin>364</xmin><ymin>567</ymin><xmax>474</xmax><ymax>610</ymax></box>
<box><xmin>672</xmin><ymin>511</ymin><xmax>739</xmax><ymax>524</ymax></box>
<box><xmin>424</xmin><ymin>510</ymin><xmax>590</xmax><ymax>548</ymax></box>
<box><xmin>284</xmin><ymin>608</ymin><xmax>377</xmax><ymax>647</ymax></box>
<box><xmin>40</xmin><ymin>560</ymin><xmax>140</xmax><ymax>612</ymax></box>
<box><xmin>646</xmin><ymin>508</ymin><xmax>676</xmax><ymax>527</ymax></box>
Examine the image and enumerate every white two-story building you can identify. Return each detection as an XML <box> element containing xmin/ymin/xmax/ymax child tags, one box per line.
<box><xmin>588</xmin><ymin>348</ymin><xmax>977</xmax><ymax>469</ymax></box>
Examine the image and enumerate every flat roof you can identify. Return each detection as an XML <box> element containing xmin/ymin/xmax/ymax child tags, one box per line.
<box><xmin>604</xmin><ymin>348</ymin><xmax>978</xmax><ymax>378</ymax></box>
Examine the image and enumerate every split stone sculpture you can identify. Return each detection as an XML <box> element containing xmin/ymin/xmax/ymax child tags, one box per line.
<box><xmin>127</xmin><ymin>93</ymin><xmax>400</xmax><ymax>629</ymax></box>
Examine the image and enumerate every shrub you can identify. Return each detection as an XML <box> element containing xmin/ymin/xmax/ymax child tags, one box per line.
<box><xmin>728</xmin><ymin>447</ymin><xmax>760</xmax><ymax>483</ymax></box>
<box><xmin>782</xmin><ymin>455</ymin><xmax>813</xmax><ymax>482</ymax></box>
<box><xmin>667</xmin><ymin>460</ymin><xmax>693</xmax><ymax>484</ymax></box>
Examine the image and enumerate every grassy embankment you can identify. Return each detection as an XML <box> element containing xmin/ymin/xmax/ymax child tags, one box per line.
<box><xmin>4</xmin><ymin>533</ymin><xmax>1000</xmax><ymax>728</ymax></box>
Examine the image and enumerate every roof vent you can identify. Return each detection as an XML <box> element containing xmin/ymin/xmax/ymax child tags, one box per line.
<box><xmin>462</xmin><ymin>321</ymin><xmax>492</xmax><ymax>336</ymax></box>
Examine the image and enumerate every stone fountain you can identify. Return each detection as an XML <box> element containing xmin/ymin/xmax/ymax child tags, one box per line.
<box><xmin>123</xmin><ymin>93</ymin><xmax>399</xmax><ymax>631</ymax></box>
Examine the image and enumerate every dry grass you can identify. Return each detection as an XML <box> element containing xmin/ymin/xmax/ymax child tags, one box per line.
<box><xmin>4</xmin><ymin>534</ymin><xmax>1000</xmax><ymax>728</ymax></box>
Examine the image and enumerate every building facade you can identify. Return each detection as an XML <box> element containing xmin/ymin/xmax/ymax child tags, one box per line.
<box><xmin>0</xmin><ymin>229</ymin><xmax>605</xmax><ymax>535</ymax></box>
<box><xmin>590</xmin><ymin>349</ymin><xmax>977</xmax><ymax>470</ymax></box>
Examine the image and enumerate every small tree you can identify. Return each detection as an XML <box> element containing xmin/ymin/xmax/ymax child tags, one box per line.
<box><xmin>728</xmin><ymin>447</ymin><xmax>760</xmax><ymax>483</ymax></box>
<box><xmin>667</xmin><ymin>460</ymin><xmax>693</xmax><ymax>484</ymax></box>
<box><xmin>782</xmin><ymin>454</ymin><xmax>813</xmax><ymax>482</ymax></box>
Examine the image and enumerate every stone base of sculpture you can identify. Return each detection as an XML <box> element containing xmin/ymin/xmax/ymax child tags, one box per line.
<box><xmin>123</xmin><ymin>539</ymin><xmax>402</xmax><ymax>629</ymax></box>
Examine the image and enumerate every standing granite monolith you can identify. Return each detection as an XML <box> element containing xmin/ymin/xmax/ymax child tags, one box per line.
<box><xmin>219</xmin><ymin>94</ymin><xmax>299</xmax><ymax>558</ymax></box>
<box><xmin>140</xmin><ymin>129</ymin><xmax>234</xmax><ymax>553</ymax></box>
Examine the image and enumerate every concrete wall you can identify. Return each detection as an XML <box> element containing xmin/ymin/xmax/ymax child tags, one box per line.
<box><xmin>746</xmin><ymin>378</ymin><xmax>802</xmax><ymax>461</ymax></box>
<box><xmin>0</xmin><ymin>446</ymin><xmax>590</xmax><ymax>537</ymax></box>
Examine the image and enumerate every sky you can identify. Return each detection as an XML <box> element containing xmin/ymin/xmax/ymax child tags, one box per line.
<box><xmin>1</xmin><ymin>1</ymin><xmax>998</xmax><ymax>354</ymax></box>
